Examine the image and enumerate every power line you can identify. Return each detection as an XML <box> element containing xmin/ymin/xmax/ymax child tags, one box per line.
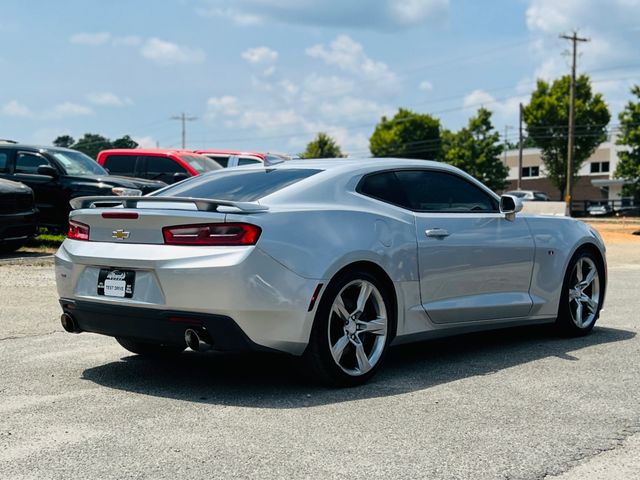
<box><xmin>170</xmin><ymin>113</ymin><xmax>197</xmax><ymax>149</ymax></box>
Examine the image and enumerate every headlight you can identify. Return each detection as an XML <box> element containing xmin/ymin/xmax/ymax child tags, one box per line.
<box><xmin>112</xmin><ymin>187</ymin><xmax>142</xmax><ymax>197</ymax></box>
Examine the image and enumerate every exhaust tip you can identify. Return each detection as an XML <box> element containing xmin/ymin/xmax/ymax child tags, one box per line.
<box><xmin>60</xmin><ymin>313</ymin><xmax>80</xmax><ymax>333</ymax></box>
<box><xmin>184</xmin><ymin>328</ymin><xmax>211</xmax><ymax>352</ymax></box>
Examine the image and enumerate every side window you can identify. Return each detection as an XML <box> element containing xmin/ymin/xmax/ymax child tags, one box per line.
<box><xmin>207</xmin><ymin>156</ymin><xmax>229</xmax><ymax>167</ymax></box>
<box><xmin>103</xmin><ymin>155</ymin><xmax>136</xmax><ymax>176</ymax></box>
<box><xmin>238</xmin><ymin>157</ymin><xmax>262</xmax><ymax>166</ymax></box>
<box><xmin>358</xmin><ymin>171</ymin><xmax>408</xmax><ymax>208</ymax></box>
<box><xmin>15</xmin><ymin>153</ymin><xmax>51</xmax><ymax>174</ymax></box>
<box><xmin>0</xmin><ymin>152</ymin><xmax>8</xmax><ymax>172</ymax></box>
<box><xmin>395</xmin><ymin>170</ymin><xmax>498</xmax><ymax>213</ymax></box>
<box><xmin>144</xmin><ymin>156</ymin><xmax>187</xmax><ymax>183</ymax></box>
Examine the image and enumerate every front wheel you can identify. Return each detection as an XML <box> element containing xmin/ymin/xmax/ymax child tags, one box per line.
<box><xmin>115</xmin><ymin>337</ymin><xmax>185</xmax><ymax>357</ymax></box>
<box><xmin>556</xmin><ymin>250</ymin><xmax>604</xmax><ymax>336</ymax></box>
<box><xmin>304</xmin><ymin>270</ymin><xmax>394</xmax><ymax>387</ymax></box>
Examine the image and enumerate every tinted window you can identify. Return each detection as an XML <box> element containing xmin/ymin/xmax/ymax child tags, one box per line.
<box><xmin>155</xmin><ymin>168</ymin><xmax>321</xmax><ymax>201</ymax></box>
<box><xmin>50</xmin><ymin>150</ymin><xmax>106</xmax><ymax>175</ymax></box>
<box><xmin>395</xmin><ymin>170</ymin><xmax>498</xmax><ymax>212</ymax></box>
<box><xmin>0</xmin><ymin>152</ymin><xmax>7</xmax><ymax>172</ymax></box>
<box><xmin>358</xmin><ymin>171</ymin><xmax>408</xmax><ymax>207</ymax></box>
<box><xmin>205</xmin><ymin>155</ymin><xmax>229</xmax><ymax>168</ymax></box>
<box><xmin>103</xmin><ymin>155</ymin><xmax>136</xmax><ymax>176</ymax></box>
<box><xmin>145</xmin><ymin>156</ymin><xmax>187</xmax><ymax>183</ymax></box>
<box><xmin>15</xmin><ymin>153</ymin><xmax>52</xmax><ymax>174</ymax></box>
<box><xmin>238</xmin><ymin>157</ymin><xmax>262</xmax><ymax>166</ymax></box>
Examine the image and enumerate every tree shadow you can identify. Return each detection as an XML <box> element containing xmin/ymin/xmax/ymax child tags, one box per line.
<box><xmin>81</xmin><ymin>325</ymin><xmax>635</xmax><ymax>408</ymax></box>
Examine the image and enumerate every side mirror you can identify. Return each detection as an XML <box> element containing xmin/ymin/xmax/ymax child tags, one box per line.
<box><xmin>37</xmin><ymin>165</ymin><xmax>58</xmax><ymax>178</ymax></box>
<box><xmin>500</xmin><ymin>194</ymin><xmax>523</xmax><ymax>221</ymax></box>
<box><xmin>172</xmin><ymin>172</ymin><xmax>190</xmax><ymax>183</ymax></box>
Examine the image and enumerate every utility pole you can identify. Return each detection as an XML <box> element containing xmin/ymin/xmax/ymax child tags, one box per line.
<box><xmin>171</xmin><ymin>113</ymin><xmax>197</xmax><ymax>149</ymax></box>
<box><xmin>560</xmin><ymin>31</ymin><xmax>589</xmax><ymax>213</ymax></box>
<box><xmin>518</xmin><ymin>103</ymin><xmax>524</xmax><ymax>190</ymax></box>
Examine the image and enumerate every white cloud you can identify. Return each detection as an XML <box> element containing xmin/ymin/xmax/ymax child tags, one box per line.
<box><xmin>197</xmin><ymin>0</ymin><xmax>449</xmax><ymax>31</ymax></box>
<box><xmin>86</xmin><ymin>92</ymin><xmax>133</xmax><ymax>107</ymax></box>
<box><xmin>419</xmin><ymin>80</ymin><xmax>433</xmax><ymax>92</ymax></box>
<box><xmin>140</xmin><ymin>38</ymin><xmax>206</xmax><ymax>65</ymax></box>
<box><xmin>306</xmin><ymin>35</ymin><xmax>398</xmax><ymax>88</ymax></box>
<box><xmin>241</xmin><ymin>46</ymin><xmax>278</xmax><ymax>64</ymax></box>
<box><xmin>207</xmin><ymin>95</ymin><xmax>240</xmax><ymax>116</ymax></box>
<box><xmin>319</xmin><ymin>96</ymin><xmax>393</xmax><ymax>121</ymax></box>
<box><xmin>132</xmin><ymin>136</ymin><xmax>157</xmax><ymax>148</ymax></box>
<box><xmin>2</xmin><ymin>100</ymin><xmax>31</xmax><ymax>117</ymax></box>
<box><xmin>43</xmin><ymin>102</ymin><xmax>94</xmax><ymax>119</ymax></box>
<box><xmin>69</xmin><ymin>32</ymin><xmax>112</xmax><ymax>46</ymax></box>
<box><xmin>462</xmin><ymin>90</ymin><xmax>527</xmax><ymax>127</ymax></box>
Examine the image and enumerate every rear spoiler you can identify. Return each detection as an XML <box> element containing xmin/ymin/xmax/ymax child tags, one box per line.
<box><xmin>69</xmin><ymin>196</ymin><xmax>269</xmax><ymax>213</ymax></box>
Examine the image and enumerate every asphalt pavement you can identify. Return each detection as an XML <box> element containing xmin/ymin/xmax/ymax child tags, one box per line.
<box><xmin>1</xmin><ymin>259</ymin><xmax>639</xmax><ymax>479</ymax></box>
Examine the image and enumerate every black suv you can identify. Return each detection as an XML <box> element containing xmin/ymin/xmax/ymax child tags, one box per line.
<box><xmin>0</xmin><ymin>145</ymin><xmax>166</xmax><ymax>229</ymax></box>
<box><xmin>0</xmin><ymin>178</ymin><xmax>37</xmax><ymax>252</ymax></box>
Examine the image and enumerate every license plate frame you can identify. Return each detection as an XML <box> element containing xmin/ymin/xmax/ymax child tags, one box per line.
<box><xmin>97</xmin><ymin>269</ymin><xmax>135</xmax><ymax>298</ymax></box>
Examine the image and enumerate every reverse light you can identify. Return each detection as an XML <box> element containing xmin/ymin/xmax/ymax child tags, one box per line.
<box><xmin>67</xmin><ymin>220</ymin><xmax>90</xmax><ymax>241</ymax></box>
<box><xmin>163</xmin><ymin>223</ymin><xmax>261</xmax><ymax>246</ymax></box>
<box><xmin>111</xmin><ymin>187</ymin><xmax>142</xmax><ymax>197</ymax></box>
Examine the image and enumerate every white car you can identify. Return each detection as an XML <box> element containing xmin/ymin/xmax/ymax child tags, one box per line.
<box><xmin>55</xmin><ymin>159</ymin><xmax>607</xmax><ymax>386</ymax></box>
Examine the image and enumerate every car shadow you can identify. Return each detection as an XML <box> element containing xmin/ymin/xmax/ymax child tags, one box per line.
<box><xmin>81</xmin><ymin>325</ymin><xmax>635</xmax><ymax>408</ymax></box>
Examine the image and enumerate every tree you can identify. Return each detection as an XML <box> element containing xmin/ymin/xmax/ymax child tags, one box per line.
<box><xmin>71</xmin><ymin>133</ymin><xmax>112</xmax><ymax>159</ymax></box>
<box><xmin>523</xmin><ymin>75</ymin><xmax>610</xmax><ymax>200</ymax></box>
<box><xmin>300</xmin><ymin>132</ymin><xmax>343</xmax><ymax>159</ymax></box>
<box><xmin>442</xmin><ymin>108</ymin><xmax>508</xmax><ymax>191</ymax></box>
<box><xmin>369</xmin><ymin>108</ymin><xmax>441</xmax><ymax>160</ymax></box>
<box><xmin>614</xmin><ymin>86</ymin><xmax>640</xmax><ymax>201</ymax></box>
<box><xmin>53</xmin><ymin>135</ymin><xmax>75</xmax><ymax>148</ymax></box>
<box><xmin>111</xmin><ymin>135</ymin><xmax>139</xmax><ymax>149</ymax></box>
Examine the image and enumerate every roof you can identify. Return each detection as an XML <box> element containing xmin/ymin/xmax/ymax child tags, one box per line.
<box><xmin>98</xmin><ymin>148</ymin><xmax>203</xmax><ymax>156</ymax></box>
<box><xmin>194</xmin><ymin>150</ymin><xmax>265</xmax><ymax>158</ymax></box>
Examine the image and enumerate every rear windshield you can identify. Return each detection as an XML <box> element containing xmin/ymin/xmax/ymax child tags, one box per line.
<box><xmin>154</xmin><ymin>168</ymin><xmax>321</xmax><ymax>201</ymax></box>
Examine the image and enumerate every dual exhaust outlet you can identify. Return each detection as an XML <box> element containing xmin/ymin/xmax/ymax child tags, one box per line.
<box><xmin>61</xmin><ymin>313</ymin><xmax>212</xmax><ymax>352</ymax></box>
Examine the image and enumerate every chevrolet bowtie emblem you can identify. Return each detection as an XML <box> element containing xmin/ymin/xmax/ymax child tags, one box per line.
<box><xmin>112</xmin><ymin>229</ymin><xmax>130</xmax><ymax>240</ymax></box>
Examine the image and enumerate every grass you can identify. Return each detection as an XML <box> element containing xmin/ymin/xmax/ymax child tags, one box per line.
<box><xmin>17</xmin><ymin>228</ymin><xmax>65</xmax><ymax>255</ymax></box>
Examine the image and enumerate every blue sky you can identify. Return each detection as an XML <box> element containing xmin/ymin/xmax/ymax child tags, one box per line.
<box><xmin>1</xmin><ymin>0</ymin><xmax>638</xmax><ymax>155</ymax></box>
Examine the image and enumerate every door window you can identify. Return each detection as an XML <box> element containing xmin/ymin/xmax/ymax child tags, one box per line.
<box><xmin>0</xmin><ymin>152</ymin><xmax>8</xmax><ymax>172</ymax></box>
<box><xmin>15</xmin><ymin>153</ymin><xmax>52</xmax><ymax>174</ymax></box>
<box><xmin>103</xmin><ymin>155</ymin><xmax>137</xmax><ymax>176</ymax></box>
<box><xmin>144</xmin><ymin>156</ymin><xmax>187</xmax><ymax>182</ymax></box>
<box><xmin>238</xmin><ymin>157</ymin><xmax>262</xmax><ymax>166</ymax></box>
<box><xmin>395</xmin><ymin>170</ymin><xmax>498</xmax><ymax>213</ymax></box>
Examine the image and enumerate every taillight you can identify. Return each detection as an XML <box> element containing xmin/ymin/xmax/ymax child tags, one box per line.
<box><xmin>101</xmin><ymin>212</ymin><xmax>139</xmax><ymax>219</ymax></box>
<box><xmin>67</xmin><ymin>220</ymin><xmax>90</xmax><ymax>241</ymax></box>
<box><xmin>162</xmin><ymin>223</ymin><xmax>261</xmax><ymax>246</ymax></box>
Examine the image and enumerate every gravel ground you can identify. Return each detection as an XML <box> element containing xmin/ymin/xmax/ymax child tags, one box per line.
<box><xmin>0</xmin><ymin>242</ymin><xmax>639</xmax><ymax>479</ymax></box>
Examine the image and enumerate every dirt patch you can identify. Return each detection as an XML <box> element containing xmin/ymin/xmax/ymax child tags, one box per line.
<box><xmin>588</xmin><ymin>222</ymin><xmax>640</xmax><ymax>266</ymax></box>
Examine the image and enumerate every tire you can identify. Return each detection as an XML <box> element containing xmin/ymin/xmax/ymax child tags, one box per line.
<box><xmin>303</xmin><ymin>269</ymin><xmax>395</xmax><ymax>387</ymax></box>
<box><xmin>556</xmin><ymin>249</ymin><xmax>604</xmax><ymax>336</ymax></box>
<box><xmin>115</xmin><ymin>337</ymin><xmax>185</xmax><ymax>357</ymax></box>
<box><xmin>0</xmin><ymin>242</ymin><xmax>23</xmax><ymax>254</ymax></box>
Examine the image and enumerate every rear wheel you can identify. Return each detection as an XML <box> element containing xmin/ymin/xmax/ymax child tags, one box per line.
<box><xmin>304</xmin><ymin>270</ymin><xmax>394</xmax><ymax>387</ymax></box>
<box><xmin>115</xmin><ymin>337</ymin><xmax>185</xmax><ymax>357</ymax></box>
<box><xmin>556</xmin><ymin>250</ymin><xmax>603</xmax><ymax>336</ymax></box>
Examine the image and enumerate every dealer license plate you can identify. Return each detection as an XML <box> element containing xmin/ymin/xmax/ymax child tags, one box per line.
<box><xmin>97</xmin><ymin>269</ymin><xmax>135</xmax><ymax>298</ymax></box>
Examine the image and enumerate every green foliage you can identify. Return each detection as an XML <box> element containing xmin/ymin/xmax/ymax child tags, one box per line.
<box><xmin>52</xmin><ymin>135</ymin><xmax>75</xmax><ymax>148</ymax></box>
<box><xmin>615</xmin><ymin>85</ymin><xmax>640</xmax><ymax>201</ymax></box>
<box><xmin>300</xmin><ymin>132</ymin><xmax>344</xmax><ymax>159</ymax></box>
<box><xmin>369</xmin><ymin>108</ymin><xmax>441</xmax><ymax>160</ymax></box>
<box><xmin>523</xmin><ymin>75</ymin><xmax>610</xmax><ymax>199</ymax></box>
<box><xmin>442</xmin><ymin>108</ymin><xmax>508</xmax><ymax>191</ymax></box>
<box><xmin>52</xmin><ymin>133</ymin><xmax>139</xmax><ymax>159</ymax></box>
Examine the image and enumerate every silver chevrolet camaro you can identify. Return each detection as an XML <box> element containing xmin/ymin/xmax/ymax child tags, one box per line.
<box><xmin>55</xmin><ymin>158</ymin><xmax>607</xmax><ymax>386</ymax></box>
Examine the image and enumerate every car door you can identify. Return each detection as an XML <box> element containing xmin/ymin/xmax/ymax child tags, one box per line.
<box><xmin>395</xmin><ymin>169</ymin><xmax>535</xmax><ymax>324</ymax></box>
<box><xmin>11</xmin><ymin>151</ymin><xmax>63</xmax><ymax>226</ymax></box>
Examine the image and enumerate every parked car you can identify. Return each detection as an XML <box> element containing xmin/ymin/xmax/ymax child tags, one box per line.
<box><xmin>0</xmin><ymin>178</ymin><xmax>37</xmax><ymax>252</ymax></box>
<box><xmin>193</xmin><ymin>150</ymin><xmax>291</xmax><ymax>168</ymax></box>
<box><xmin>56</xmin><ymin>158</ymin><xmax>606</xmax><ymax>386</ymax></box>
<box><xmin>0</xmin><ymin>144</ymin><xmax>165</xmax><ymax>230</ymax></box>
<box><xmin>587</xmin><ymin>204</ymin><xmax>613</xmax><ymax>217</ymax></box>
<box><xmin>97</xmin><ymin>149</ymin><xmax>222</xmax><ymax>184</ymax></box>
<box><xmin>504</xmin><ymin>190</ymin><xmax>550</xmax><ymax>201</ymax></box>
<box><xmin>614</xmin><ymin>206</ymin><xmax>640</xmax><ymax>217</ymax></box>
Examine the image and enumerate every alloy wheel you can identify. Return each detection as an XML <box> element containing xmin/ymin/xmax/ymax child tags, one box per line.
<box><xmin>327</xmin><ymin>279</ymin><xmax>388</xmax><ymax>376</ymax></box>
<box><xmin>568</xmin><ymin>257</ymin><xmax>600</xmax><ymax>329</ymax></box>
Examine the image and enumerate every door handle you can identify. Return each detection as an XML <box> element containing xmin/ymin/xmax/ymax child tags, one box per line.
<box><xmin>425</xmin><ymin>228</ymin><xmax>450</xmax><ymax>238</ymax></box>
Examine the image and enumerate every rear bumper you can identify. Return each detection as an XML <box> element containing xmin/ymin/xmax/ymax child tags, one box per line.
<box><xmin>0</xmin><ymin>210</ymin><xmax>37</xmax><ymax>243</ymax></box>
<box><xmin>59</xmin><ymin>298</ymin><xmax>275</xmax><ymax>352</ymax></box>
